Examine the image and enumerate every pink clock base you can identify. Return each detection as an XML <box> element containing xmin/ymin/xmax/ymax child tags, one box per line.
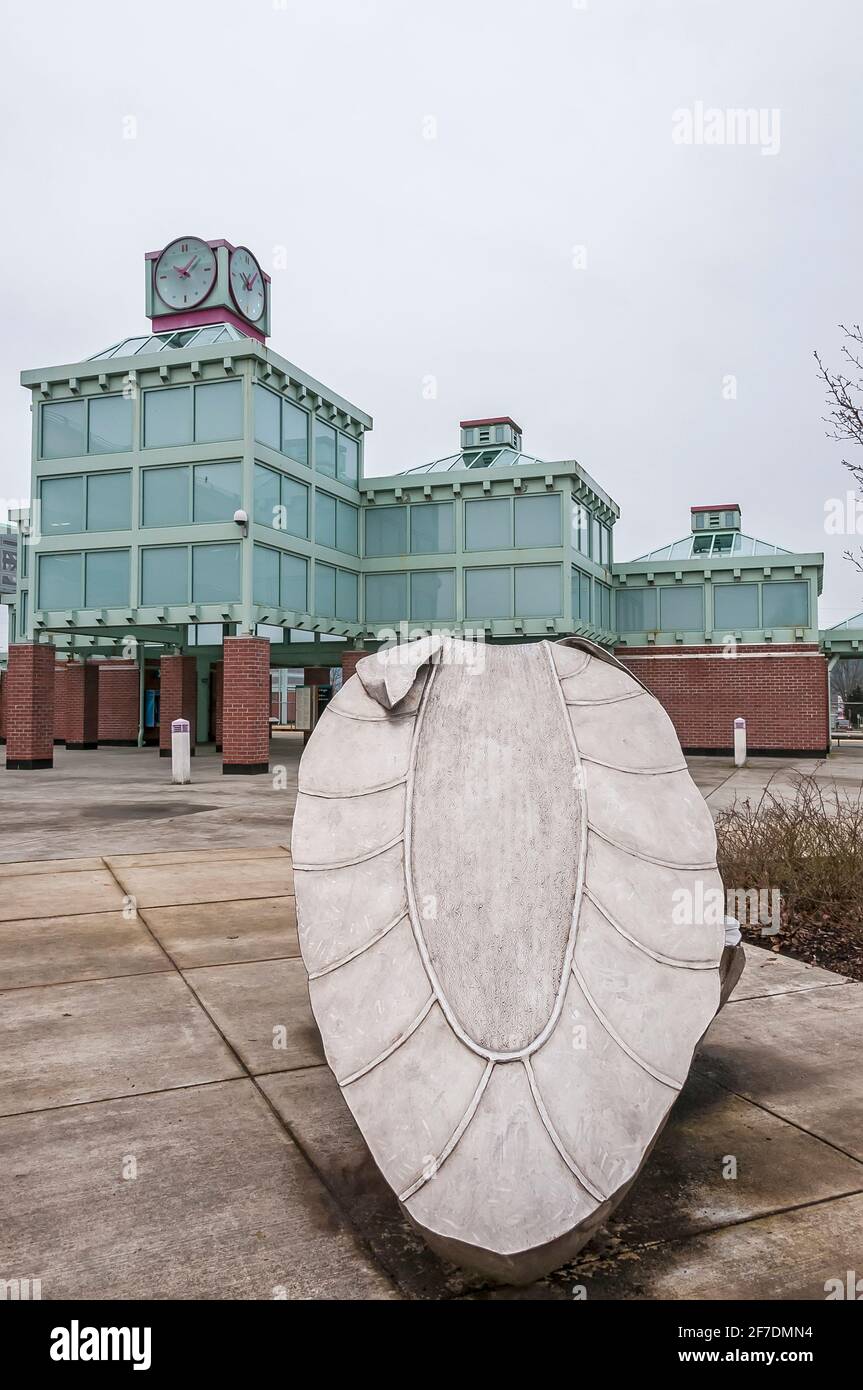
<box><xmin>150</xmin><ymin>306</ymin><xmax>266</xmax><ymax>344</ymax></box>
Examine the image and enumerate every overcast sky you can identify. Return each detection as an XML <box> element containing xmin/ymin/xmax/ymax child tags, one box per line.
<box><xmin>2</xmin><ymin>0</ymin><xmax>862</xmax><ymax>646</ymax></box>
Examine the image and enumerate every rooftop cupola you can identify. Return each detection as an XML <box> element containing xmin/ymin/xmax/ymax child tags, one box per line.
<box><xmin>691</xmin><ymin>503</ymin><xmax>741</xmax><ymax>533</ymax></box>
<box><xmin>460</xmin><ymin>416</ymin><xmax>523</xmax><ymax>453</ymax></box>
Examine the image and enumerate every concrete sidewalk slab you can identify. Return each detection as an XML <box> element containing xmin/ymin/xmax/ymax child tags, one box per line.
<box><xmin>0</xmin><ymin>869</ymin><xmax>125</xmax><ymax>923</ymax></box>
<box><xmin>259</xmin><ymin>1064</ymin><xmax>480</xmax><ymax>1300</ymax></box>
<box><xmin>473</xmin><ymin>1193</ymin><xmax>863</xmax><ymax>1300</ymax></box>
<box><xmin>0</xmin><ymin>1078</ymin><xmax>396</xmax><ymax>1300</ymax></box>
<box><xmin>698</xmin><ymin>985</ymin><xmax>863</xmax><ymax>1161</ymax></box>
<box><xmin>0</xmin><ymin>910</ymin><xmax>169</xmax><ymax>990</ymax></box>
<box><xmin>184</xmin><ymin>958</ymin><xmax>324</xmax><ymax>1075</ymax></box>
<box><xmin>144</xmin><ymin>896</ymin><xmax>298</xmax><ymax>968</ymax></box>
<box><xmin>111</xmin><ymin>857</ymin><xmax>295</xmax><ymax>909</ymax></box>
<box><xmin>730</xmin><ymin>948</ymin><xmax>853</xmax><ymax>1000</ymax></box>
<box><xmin>0</xmin><ymin>972</ymin><xmax>242</xmax><ymax>1117</ymax></box>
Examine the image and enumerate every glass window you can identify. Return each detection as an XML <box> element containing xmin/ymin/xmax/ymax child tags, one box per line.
<box><xmin>141</xmin><ymin>546</ymin><xmax>188</xmax><ymax>605</ymax></box>
<box><xmin>282</xmin><ymin>401</ymin><xmax>309</xmax><ymax>464</ymax></box>
<box><xmin>192</xmin><ymin>543</ymin><xmax>241</xmax><ymax>602</ymax></box>
<box><xmin>659</xmin><ymin>585</ymin><xmax>705</xmax><ymax>631</ymax></box>
<box><xmin>579</xmin><ymin>571</ymin><xmax>591</xmax><ymax>623</ymax></box>
<box><xmin>762</xmin><ymin>581</ymin><xmax>809</xmax><ymax>628</ymax></box>
<box><xmin>514</xmin><ymin>564</ymin><xmax>561</xmax><ymax>617</ymax></box>
<box><xmin>88</xmin><ymin>395</ymin><xmax>133</xmax><ymax>454</ymax></box>
<box><xmin>144</xmin><ymin>387</ymin><xmax>193</xmax><ymax>447</ymax></box>
<box><xmin>40</xmin><ymin>475</ymin><xmax>84</xmax><ymax>534</ymax></box>
<box><xmin>187</xmin><ymin>623</ymin><xmax>224</xmax><ymax>646</ymax></box>
<box><xmin>713</xmin><ymin>583</ymin><xmax>759</xmax><ymax>631</ymax></box>
<box><xmin>410</xmin><ymin>569</ymin><xmax>455</xmax><ymax>620</ymax></box>
<box><xmin>514</xmin><ymin>494</ymin><xmax>561</xmax><ymax>548</ymax></box>
<box><xmin>616</xmin><ymin>587</ymin><xmax>657</xmax><ymax>631</ymax></box>
<box><xmin>601</xmin><ymin>524</ymin><xmax>611</xmax><ymax>566</ymax></box>
<box><xmin>411</xmin><ymin>502</ymin><xmax>454</xmax><ymax>554</ymax></box>
<box><xmin>465</xmin><ymin>497</ymin><xmax>511</xmax><ymax>551</ymax></box>
<box><xmin>365</xmin><ymin>572</ymin><xmax>407</xmax><ymax>623</ymax></box>
<box><xmin>316</xmin><ymin>561</ymin><xmax>336</xmax><ymax>616</ymax></box>
<box><xmin>142</xmin><ymin>466</ymin><xmax>190</xmax><ymax>526</ymax></box>
<box><xmin>365</xmin><ymin>505</ymin><xmax>407</xmax><ymax>557</ymax></box>
<box><xmin>254</xmin><ymin>463</ymin><xmax>280</xmax><ymax>529</ymax></box>
<box><xmin>194</xmin><ymin>380</ymin><xmax>243</xmax><ymax>443</ymax></box>
<box><xmin>41</xmin><ymin>400</ymin><xmax>86</xmax><ymax>459</ymax></box>
<box><xmin>281</xmin><ymin>475</ymin><xmax>308</xmax><ymax>538</ymax></box>
<box><xmin>465</xmin><ymin>567</ymin><xmax>511</xmax><ymax>619</ymax></box>
<box><xmin>253</xmin><ymin>544</ymin><xmax>279</xmax><ymax>606</ymax></box>
<box><xmin>86</xmin><ymin>472</ymin><xmax>131</xmax><ymax>531</ymax></box>
<box><xmin>39</xmin><ymin>552</ymin><xmax>81</xmax><ymax>609</ymax></box>
<box><xmin>571</xmin><ymin>500</ymin><xmax>591</xmax><ymax>556</ymax></box>
<box><xmin>596</xmin><ymin>581</ymin><xmax>612</xmax><ymax>630</ymax></box>
<box><xmin>314</xmin><ymin>418</ymin><xmax>337</xmax><ymax>476</ymax></box>
<box><xmin>193</xmin><ymin>461</ymin><xmax>241</xmax><ymax>523</ymax></box>
<box><xmin>336</xmin><ymin>499</ymin><xmax>359</xmax><ymax>555</ymax></box>
<box><xmin>254</xmin><ymin>385</ymin><xmax>281</xmax><ymax>451</ymax></box>
<box><xmin>337</xmin><ymin>433</ymin><xmax>359</xmax><ymax>485</ymax></box>
<box><xmin>315</xmin><ymin>491</ymin><xmax>337</xmax><ymax>548</ymax></box>
<box><xmin>336</xmin><ymin>569</ymin><xmax>358</xmax><ymax>621</ymax></box>
<box><xmin>256</xmin><ymin>623</ymin><xmax>284</xmax><ymax>643</ymax></box>
<box><xmin>280</xmin><ymin>552</ymin><xmax>308</xmax><ymax>611</ymax></box>
<box><xmin>85</xmin><ymin>549</ymin><xmax>129</xmax><ymax>607</ymax></box>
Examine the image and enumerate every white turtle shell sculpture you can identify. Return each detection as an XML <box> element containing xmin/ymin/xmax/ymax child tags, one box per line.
<box><xmin>292</xmin><ymin>635</ymin><xmax>744</xmax><ymax>1284</ymax></box>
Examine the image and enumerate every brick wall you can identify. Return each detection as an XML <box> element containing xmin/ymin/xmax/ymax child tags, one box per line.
<box><xmin>159</xmin><ymin>654</ymin><xmax>197</xmax><ymax>756</ymax></box>
<box><xmin>212</xmin><ymin>660</ymin><xmax>223</xmax><ymax>750</ymax></box>
<box><xmin>5</xmin><ymin>642</ymin><xmax>56</xmax><ymax>769</ymax></box>
<box><xmin>54</xmin><ymin>663</ymin><xmax>67</xmax><ymax>744</ymax></box>
<box><xmin>341</xmin><ymin>650</ymin><xmax>365</xmax><ymax>684</ymax></box>
<box><xmin>615</xmin><ymin>644</ymin><xmax>830</xmax><ymax>755</ymax></box>
<box><xmin>222</xmin><ymin>636</ymin><xmax>270</xmax><ymax>774</ymax></box>
<box><xmin>98</xmin><ymin>660</ymin><xmax>140</xmax><ymax>744</ymax></box>
<box><xmin>64</xmin><ymin>661</ymin><xmax>100</xmax><ymax>749</ymax></box>
<box><xmin>0</xmin><ymin>669</ymin><xmax>5</xmax><ymax>743</ymax></box>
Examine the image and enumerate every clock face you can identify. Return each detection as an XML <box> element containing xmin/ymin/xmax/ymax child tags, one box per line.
<box><xmin>154</xmin><ymin>236</ymin><xmax>217</xmax><ymax>310</ymax></box>
<box><xmin>229</xmin><ymin>246</ymin><xmax>266</xmax><ymax>322</ymax></box>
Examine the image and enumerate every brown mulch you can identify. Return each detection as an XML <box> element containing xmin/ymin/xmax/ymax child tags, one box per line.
<box><xmin>737</xmin><ymin>912</ymin><xmax>863</xmax><ymax>982</ymax></box>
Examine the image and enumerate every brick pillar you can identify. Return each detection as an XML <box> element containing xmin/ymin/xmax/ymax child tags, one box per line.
<box><xmin>64</xmin><ymin>661</ymin><xmax>100</xmax><ymax>750</ymax></box>
<box><xmin>54</xmin><ymin>663</ymin><xmax>68</xmax><ymax>745</ymax></box>
<box><xmin>302</xmin><ymin>664</ymin><xmax>331</xmax><ymax>746</ymax></box>
<box><xmin>98</xmin><ymin>660</ymin><xmax>140</xmax><ymax>745</ymax></box>
<box><xmin>222</xmin><ymin>636</ymin><xmax>270</xmax><ymax>775</ymax></box>
<box><xmin>341</xmin><ymin>650</ymin><xmax>365</xmax><ymax>684</ymax></box>
<box><xmin>160</xmin><ymin>654</ymin><xmax>197</xmax><ymax>757</ymax></box>
<box><xmin>0</xmin><ymin>668</ymin><xmax>5</xmax><ymax>744</ymax></box>
<box><xmin>5</xmin><ymin>642</ymin><xmax>56</xmax><ymax>770</ymax></box>
<box><xmin>212</xmin><ymin>661</ymin><xmax>224</xmax><ymax>751</ymax></box>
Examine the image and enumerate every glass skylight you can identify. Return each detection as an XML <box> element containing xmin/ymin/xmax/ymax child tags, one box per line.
<box><xmin>632</xmin><ymin>532</ymin><xmax>792</xmax><ymax>561</ymax></box>
<box><xmin>405</xmin><ymin>449</ymin><xmax>544</xmax><ymax>475</ymax></box>
<box><xmin>88</xmin><ymin>323</ymin><xmax>250</xmax><ymax>361</ymax></box>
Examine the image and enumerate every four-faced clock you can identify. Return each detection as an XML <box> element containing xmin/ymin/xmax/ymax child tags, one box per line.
<box><xmin>153</xmin><ymin>236</ymin><xmax>217</xmax><ymax>310</ymax></box>
<box><xmin>229</xmin><ymin>246</ymin><xmax>265</xmax><ymax>322</ymax></box>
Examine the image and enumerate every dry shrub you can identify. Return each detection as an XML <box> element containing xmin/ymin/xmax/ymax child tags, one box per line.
<box><xmin>714</xmin><ymin>774</ymin><xmax>863</xmax><ymax>978</ymax></box>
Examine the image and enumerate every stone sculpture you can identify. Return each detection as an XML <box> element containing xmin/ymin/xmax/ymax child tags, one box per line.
<box><xmin>292</xmin><ymin>635</ymin><xmax>744</xmax><ymax>1283</ymax></box>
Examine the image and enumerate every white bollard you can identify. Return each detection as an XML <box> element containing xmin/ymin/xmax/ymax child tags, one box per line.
<box><xmin>171</xmin><ymin>718</ymin><xmax>191</xmax><ymax>785</ymax></box>
<box><xmin>733</xmin><ymin>716</ymin><xmax>747</xmax><ymax>768</ymax></box>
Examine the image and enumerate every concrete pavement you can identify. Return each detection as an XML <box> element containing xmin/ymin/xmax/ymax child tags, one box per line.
<box><xmin>0</xmin><ymin>838</ymin><xmax>860</xmax><ymax>1299</ymax></box>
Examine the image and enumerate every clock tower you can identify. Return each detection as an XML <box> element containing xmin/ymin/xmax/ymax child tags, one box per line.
<box><xmin>145</xmin><ymin>236</ymin><xmax>271</xmax><ymax>343</ymax></box>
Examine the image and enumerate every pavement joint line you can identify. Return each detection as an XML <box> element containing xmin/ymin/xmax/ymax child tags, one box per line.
<box><xmin>726</xmin><ymin>979</ymin><xmax>855</xmax><ymax>1004</ymax></box>
<box><xmin>0</xmin><ymin>1075</ymin><xmax>255</xmax><ymax>1124</ymax></box>
<box><xmin>697</xmin><ymin>1071</ymin><xmax>863</xmax><ymax>1171</ymax></box>
<box><xmin>119</xmin><ymin>885</ymin><xmax>403</xmax><ymax>1298</ymax></box>
<box><xmin>0</xmin><ymin>965</ymin><xmax>175</xmax><ymax>993</ymax></box>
